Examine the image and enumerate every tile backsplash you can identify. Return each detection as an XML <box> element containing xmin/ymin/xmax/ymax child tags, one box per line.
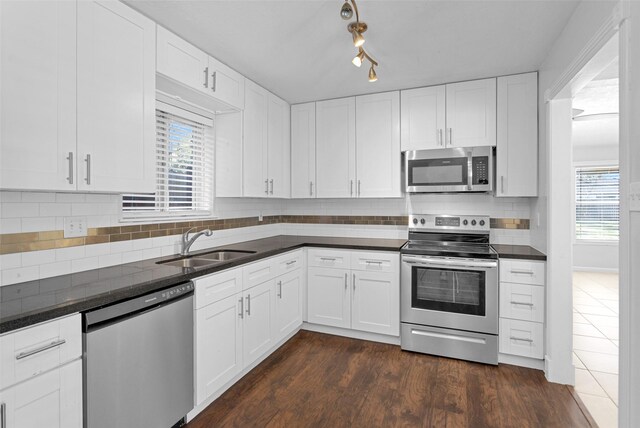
<box><xmin>0</xmin><ymin>190</ymin><xmax>534</xmax><ymax>286</ymax></box>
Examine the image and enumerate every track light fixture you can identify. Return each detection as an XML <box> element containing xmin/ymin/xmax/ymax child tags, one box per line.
<box><xmin>340</xmin><ymin>0</ymin><xmax>379</xmax><ymax>82</ymax></box>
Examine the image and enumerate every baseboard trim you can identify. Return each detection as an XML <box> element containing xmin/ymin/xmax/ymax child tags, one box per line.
<box><xmin>301</xmin><ymin>322</ymin><xmax>401</xmax><ymax>346</ymax></box>
<box><xmin>573</xmin><ymin>266</ymin><xmax>619</xmax><ymax>273</ymax></box>
<box><xmin>498</xmin><ymin>353</ymin><xmax>545</xmax><ymax>370</ymax></box>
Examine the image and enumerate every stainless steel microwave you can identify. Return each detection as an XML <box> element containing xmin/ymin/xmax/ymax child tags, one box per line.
<box><xmin>405</xmin><ymin>147</ymin><xmax>494</xmax><ymax>193</ymax></box>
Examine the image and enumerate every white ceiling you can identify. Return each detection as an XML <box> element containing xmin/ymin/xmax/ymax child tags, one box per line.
<box><xmin>125</xmin><ymin>0</ymin><xmax>580</xmax><ymax>104</ymax></box>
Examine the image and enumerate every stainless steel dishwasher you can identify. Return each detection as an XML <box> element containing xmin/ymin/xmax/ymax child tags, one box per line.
<box><xmin>83</xmin><ymin>282</ymin><xmax>194</xmax><ymax>428</ymax></box>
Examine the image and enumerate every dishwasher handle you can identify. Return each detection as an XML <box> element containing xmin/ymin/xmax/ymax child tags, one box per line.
<box><xmin>84</xmin><ymin>282</ymin><xmax>194</xmax><ymax>330</ymax></box>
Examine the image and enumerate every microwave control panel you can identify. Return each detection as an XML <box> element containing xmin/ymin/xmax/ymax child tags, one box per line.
<box><xmin>472</xmin><ymin>156</ymin><xmax>490</xmax><ymax>185</ymax></box>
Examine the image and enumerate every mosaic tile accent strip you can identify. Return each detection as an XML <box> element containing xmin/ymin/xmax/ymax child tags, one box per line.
<box><xmin>0</xmin><ymin>215</ymin><xmax>529</xmax><ymax>255</ymax></box>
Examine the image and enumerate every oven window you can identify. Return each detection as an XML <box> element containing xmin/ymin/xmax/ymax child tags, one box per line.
<box><xmin>411</xmin><ymin>266</ymin><xmax>485</xmax><ymax>316</ymax></box>
<box><xmin>408</xmin><ymin>158</ymin><xmax>468</xmax><ymax>186</ymax></box>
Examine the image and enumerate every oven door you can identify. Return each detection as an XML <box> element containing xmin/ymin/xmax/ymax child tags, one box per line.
<box><xmin>401</xmin><ymin>255</ymin><xmax>498</xmax><ymax>334</ymax></box>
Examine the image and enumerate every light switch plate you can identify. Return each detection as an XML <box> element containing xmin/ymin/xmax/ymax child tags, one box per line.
<box><xmin>630</xmin><ymin>182</ymin><xmax>640</xmax><ymax>212</ymax></box>
<box><xmin>64</xmin><ymin>217</ymin><xmax>87</xmax><ymax>238</ymax></box>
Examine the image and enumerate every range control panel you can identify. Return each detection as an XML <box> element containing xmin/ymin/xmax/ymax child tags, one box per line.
<box><xmin>408</xmin><ymin>214</ymin><xmax>491</xmax><ymax>232</ymax></box>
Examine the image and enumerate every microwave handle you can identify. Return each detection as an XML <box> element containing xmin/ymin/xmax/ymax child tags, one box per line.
<box><xmin>467</xmin><ymin>150</ymin><xmax>473</xmax><ymax>191</ymax></box>
<box><xmin>402</xmin><ymin>255</ymin><xmax>497</xmax><ymax>269</ymax></box>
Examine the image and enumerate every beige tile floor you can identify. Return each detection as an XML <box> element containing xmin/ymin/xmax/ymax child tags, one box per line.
<box><xmin>573</xmin><ymin>271</ymin><xmax>619</xmax><ymax>428</ymax></box>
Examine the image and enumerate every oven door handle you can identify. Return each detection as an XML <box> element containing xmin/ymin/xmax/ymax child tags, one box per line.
<box><xmin>402</xmin><ymin>256</ymin><xmax>497</xmax><ymax>269</ymax></box>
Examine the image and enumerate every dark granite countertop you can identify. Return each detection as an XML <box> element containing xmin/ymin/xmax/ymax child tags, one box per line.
<box><xmin>0</xmin><ymin>235</ymin><xmax>406</xmax><ymax>333</ymax></box>
<box><xmin>491</xmin><ymin>244</ymin><xmax>547</xmax><ymax>261</ymax></box>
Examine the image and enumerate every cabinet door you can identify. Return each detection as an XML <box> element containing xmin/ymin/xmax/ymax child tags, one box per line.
<box><xmin>400</xmin><ymin>86</ymin><xmax>446</xmax><ymax>151</ymax></box>
<box><xmin>267</xmin><ymin>93</ymin><xmax>291</xmax><ymax>198</ymax></box>
<box><xmin>243</xmin><ymin>280</ymin><xmax>275</xmax><ymax>368</ymax></box>
<box><xmin>156</xmin><ymin>26</ymin><xmax>209</xmax><ymax>93</ymax></box>
<box><xmin>307</xmin><ymin>267</ymin><xmax>351</xmax><ymax>328</ymax></box>
<box><xmin>77</xmin><ymin>1</ymin><xmax>156</xmax><ymax>193</ymax></box>
<box><xmin>195</xmin><ymin>294</ymin><xmax>243</xmax><ymax>405</ymax></box>
<box><xmin>0</xmin><ymin>0</ymin><xmax>76</xmax><ymax>191</ymax></box>
<box><xmin>445</xmin><ymin>78</ymin><xmax>497</xmax><ymax>147</ymax></box>
<box><xmin>291</xmin><ymin>103</ymin><xmax>316</xmax><ymax>198</ymax></box>
<box><xmin>496</xmin><ymin>72</ymin><xmax>538</xmax><ymax>197</ymax></box>
<box><xmin>316</xmin><ymin>98</ymin><xmax>356</xmax><ymax>198</ymax></box>
<box><xmin>351</xmin><ymin>271</ymin><xmax>399</xmax><ymax>336</ymax></box>
<box><xmin>274</xmin><ymin>270</ymin><xmax>303</xmax><ymax>342</ymax></box>
<box><xmin>355</xmin><ymin>92</ymin><xmax>401</xmax><ymax>198</ymax></box>
<box><xmin>243</xmin><ymin>80</ymin><xmax>269</xmax><ymax>197</ymax></box>
<box><xmin>207</xmin><ymin>56</ymin><xmax>245</xmax><ymax>110</ymax></box>
<box><xmin>0</xmin><ymin>359</ymin><xmax>82</xmax><ymax>428</ymax></box>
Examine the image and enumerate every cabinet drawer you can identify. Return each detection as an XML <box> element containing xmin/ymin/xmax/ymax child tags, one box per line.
<box><xmin>307</xmin><ymin>248</ymin><xmax>351</xmax><ymax>269</ymax></box>
<box><xmin>499</xmin><ymin>260</ymin><xmax>545</xmax><ymax>285</ymax></box>
<box><xmin>0</xmin><ymin>314</ymin><xmax>81</xmax><ymax>390</ymax></box>
<box><xmin>500</xmin><ymin>282</ymin><xmax>544</xmax><ymax>322</ymax></box>
<box><xmin>499</xmin><ymin>319</ymin><xmax>544</xmax><ymax>359</ymax></box>
<box><xmin>350</xmin><ymin>251</ymin><xmax>398</xmax><ymax>273</ymax></box>
<box><xmin>274</xmin><ymin>250</ymin><xmax>303</xmax><ymax>277</ymax></box>
<box><xmin>194</xmin><ymin>268</ymin><xmax>243</xmax><ymax>309</ymax></box>
<box><xmin>243</xmin><ymin>257</ymin><xmax>277</xmax><ymax>290</ymax></box>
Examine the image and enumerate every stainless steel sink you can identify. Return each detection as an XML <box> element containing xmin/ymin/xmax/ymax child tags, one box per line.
<box><xmin>197</xmin><ymin>250</ymin><xmax>256</xmax><ymax>261</ymax></box>
<box><xmin>158</xmin><ymin>250</ymin><xmax>256</xmax><ymax>268</ymax></box>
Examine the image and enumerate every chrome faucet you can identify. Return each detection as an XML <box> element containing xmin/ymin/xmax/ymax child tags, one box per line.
<box><xmin>181</xmin><ymin>227</ymin><xmax>213</xmax><ymax>256</ymax></box>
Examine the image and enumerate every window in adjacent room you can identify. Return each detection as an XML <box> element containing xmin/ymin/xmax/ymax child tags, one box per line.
<box><xmin>122</xmin><ymin>102</ymin><xmax>214</xmax><ymax>220</ymax></box>
<box><xmin>575</xmin><ymin>165</ymin><xmax>619</xmax><ymax>241</ymax></box>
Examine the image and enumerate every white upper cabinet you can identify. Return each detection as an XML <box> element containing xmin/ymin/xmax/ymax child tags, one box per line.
<box><xmin>315</xmin><ymin>97</ymin><xmax>357</xmax><ymax>198</ymax></box>
<box><xmin>267</xmin><ymin>93</ymin><xmax>291</xmax><ymax>198</ymax></box>
<box><xmin>0</xmin><ymin>1</ymin><xmax>77</xmax><ymax>191</ymax></box>
<box><xmin>497</xmin><ymin>72</ymin><xmax>538</xmax><ymax>197</ymax></box>
<box><xmin>156</xmin><ymin>26</ymin><xmax>209</xmax><ymax>92</ymax></box>
<box><xmin>243</xmin><ymin>80</ymin><xmax>269</xmax><ymax>197</ymax></box>
<box><xmin>400</xmin><ymin>85</ymin><xmax>446</xmax><ymax>151</ymax></box>
<box><xmin>207</xmin><ymin>56</ymin><xmax>245</xmax><ymax>110</ymax></box>
<box><xmin>355</xmin><ymin>92</ymin><xmax>401</xmax><ymax>198</ymax></box>
<box><xmin>77</xmin><ymin>0</ymin><xmax>156</xmax><ymax>193</ymax></box>
<box><xmin>445</xmin><ymin>78</ymin><xmax>497</xmax><ymax>147</ymax></box>
<box><xmin>290</xmin><ymin>103</ymin><xmax>317</xmax><ymax>198</ymax></box>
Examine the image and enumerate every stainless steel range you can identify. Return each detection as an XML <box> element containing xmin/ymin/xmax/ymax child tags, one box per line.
<box><xmin>400</xmin><ymin>214</ymin><xmax>499</xmax><ymax>365</ymax></box>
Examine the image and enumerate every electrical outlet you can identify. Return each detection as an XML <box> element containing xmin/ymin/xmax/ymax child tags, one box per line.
<box><xmin>630</xmin><ymin>182</ymin><xmax>640</xmax><ymax>212</ymax></box>
<box><xmin>258</xmin><ymin>212</ymin><xmax>263</xmax><ymax>222</ymax></box>
<box><xmin>64</xmin><ymin>217</ymin><xmax>87</xmax><ymax>238</ymax></box>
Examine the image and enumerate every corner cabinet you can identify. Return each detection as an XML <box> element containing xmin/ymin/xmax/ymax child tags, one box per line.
<box><xmin>0</xmin><ymin>0</ymin><xmax>156</xmax><ymax>194</ymax></box>
<box><xmin>496</xmin><ymin>72</ymin><xmax>538</xmax><ymax>197</ymax></box>
<box><xmin>243</xmin><ymin>80</ymin><xmax>291</xmax><ymax>198</ymax></box>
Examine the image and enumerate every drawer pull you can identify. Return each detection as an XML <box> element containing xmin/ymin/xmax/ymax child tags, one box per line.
<box><xmin>510</xmin><ymin>301</ymin><xmax>534</xmax><ymax>307</ymax></box>
<box><xmin>510</xmin><ymin>269</ymin><xmax>534</xmax><ymax>275</ymax></box>
<box><xmin>285</xmin><ymin>260</ymin><xmax>297</xmax><ymax>266</ymax></box>
<box><xmin>365</xmin><ymin>260</ymin><xmax>383</xmax><ymax>265</ymax></box>
<box><xmin>16</xmin><ymin>339</ymin><xmax>66</xmax><ymax>360</ymax></box>
<box><xmin>320</xmin><ymin>257</ymin><xmax>336</xmax><ymax>261</ymax></box>
<box><xmin>510</xmin><ymin>336</ymin><xmax>534</xmax><ymax>343</ymax></box>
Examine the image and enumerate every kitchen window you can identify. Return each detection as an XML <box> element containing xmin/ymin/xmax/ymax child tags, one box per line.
<box><xmin>575</xmin><ymin>166</ymin><xmax>619</xmax><ymax>241</ymax></box>
<box><xmin>122</xmin><ymin>102</ymin><xmax>214</xmax><ymax>220</ymax></box>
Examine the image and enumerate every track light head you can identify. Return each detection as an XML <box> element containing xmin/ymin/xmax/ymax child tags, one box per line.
<box><xmin>340</xmin><ymin>1</ymin><xmax>353</xmax><ymax>20</ymax></box>
<box><xmin>352</xmin><ymin>30</ymin><xmax>365</xmax><ymax>47</ymax></box>
<box><xmin>368</xmin><ymin>65</ymin><xmax>377</xmax><ymax>82</ymax></box>
<box><xmin>352</xmin><ymin>49</ymin><xmax>365</xmax><ymax>67</ymax></box>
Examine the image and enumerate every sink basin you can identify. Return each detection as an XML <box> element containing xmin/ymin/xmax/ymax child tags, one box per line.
<box><xmin>160</xmin><ymin>258</ymin><xmax>222</xmax><ymax>269</ymax></box>
<box><xmin>198</xmin><ymin>250</ymin><xmax>256</xmax><ymax>262</ymax></box>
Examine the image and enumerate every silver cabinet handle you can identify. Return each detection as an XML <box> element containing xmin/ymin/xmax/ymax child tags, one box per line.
<box><xmin>448</xmin><ymin>128</ymin><xmax>452</xmax><ymax>146</ymax></box>
<box><xmin>510</xmin><ymin>269</ymin><xmax>534</xmax><ymax>275</ymax></box>
<box><xmin>269</xmin><ymin>179</ymin><xmax>274</xmax><ymax>195</ymax></box>
<box><xmin>310</xmin><ymin>181</ymin><xmax>313</xmax><ymax>196</ymax></box>
<box><xmin>66</xmin><ymin>152</ymin><xmax>74</xmax><ymax>184</ymax></box>
<box><xmin>85</xmin><ymin>154</ymin><xmax>91</xmax><ymax>185</ymax></box>
<box><xmin>358</xmin><ymin>180</ymin><xmax>361</xmax><ymax>197</ymax></box>
<box><xmin>285</xmin><ymin>260</ymin><xmax>297</xmax><ymax>266</ymax></box>
<box><xmin>16</xmin><ymin>339</ymin><xmax>66</xmax><ymax>360</ymax></box>
<box><xmin>510</xmin><ymin>336</ymin><xmax>534</xmax><ymax>343</ymax></box>
<box><xmin>245</xmin><ymin>295</ymin><xmax>251</xmax><ymax>316</ymax></box>
<box><xmin>1</xmin><ymin>402</ymin><xmax>6</xmax><ymax>428</ymax></box>
<box><xmin>211</xmin><ymin>71</ymin><xmax>217</xmax><ymax>92</ymax></box>
<box><xmin>277</xmin><ymin>280</ymin><xmax>282</xmax><ymax>298</ymax></box>
<box><xmin>352</xmin><ymin>273</ymin><xmax>356</xmax><ymax>291</ymax></box>
<box><xmin>320</xmin><ymin>257</ymin><xmax>336</xmax><ymax>261</ymax></box>
<box><xmin>510</xmin><ymin>301</ymin><xmax>534</xmax><ymax>307</ymax></box>
<box><xmin>365</xmin><ymin>260</ymin><xmax>382</xmax><ymax>265</ymax></box>
<box><xmin>350</xmin><ymin>180</ymin><xmax>353</xmax><ymax>196</ymax></box>
<box><xmin>501</xmin><ymin>176</ymin><xmax>505</xmax><ymax>194</ymax></box>
<box><xmin>238</xmin><ymin>297</ymin><xmax>244</xmax><ymax>318</ymax></box>
<box><xmin>264</xmin><ymin>179</ymin><xmax>269</xmax><ymax>194</ymax></box>
<box><xmin>203</xmin><ymin>67</ymin><xmax>209</xmax><ymax>88</ymax></box>
<box><xmin>439</xmin><ymin>128</ymin><xmax>443</xmax><ymax>146</ymax></box>
<box><xmin>344</xmin><ymin>273</ymin><xmax>348</xmax><ymax>289</ymax></box>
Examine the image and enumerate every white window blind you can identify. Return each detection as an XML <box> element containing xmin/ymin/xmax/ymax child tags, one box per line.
<box><xmin>122</xmin><ymin>105</ymin><xmax>213</xmax><ymax>219</ymax></box>
<box><xmin>575</xmin><ymin>166</ymin><xmax>619</xmax><ymax>241</ymax></box>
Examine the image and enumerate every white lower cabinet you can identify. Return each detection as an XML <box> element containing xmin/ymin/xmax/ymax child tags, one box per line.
<box><xmin>307</xmin><ymin>249</ymin><xmax>400</xmax><ymax>337</ymax></box>
<box><xmin>242</xmin><ymin>279</ymin><xmax>276</xmax><ymax>368</ymax></box>
<box><xmin>0</xmin><ymin>314</ymin><xmax>83</xmax><ymax>428</ymax></box>
<box><xmin>274</xmin><ymin>270</ymin><xmax>304</xmax><ymax>342</ymax></box>
<box><xmin>499</xmin><ymin>319</ymin><xmax>544</xmax><ymax>359</ymax></box>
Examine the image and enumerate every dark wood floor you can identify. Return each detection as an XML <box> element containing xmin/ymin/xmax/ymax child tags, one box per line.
<box><xmin>187</xmin><ymin>331</ymin><xmax>593</xmax><ymax>428</ymax></box>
